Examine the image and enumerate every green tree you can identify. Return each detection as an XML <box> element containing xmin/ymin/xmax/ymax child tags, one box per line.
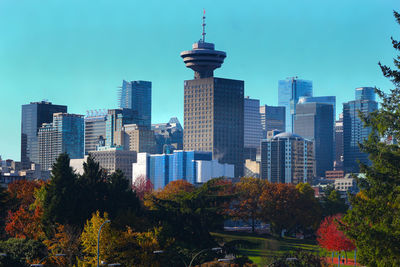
<box><xmin>0</xmin><ymin>238</ymin><xmax>47</xmax><ymax>267</ymax></box>
<box><xmin>320</xmin><ymin>185</ymin><xmax>348</xmax><ymax>217</ymax></box>
<box><xmin>42</xmin><ymin>153</ymin><xmax>78</xmax><ymax>237</ymax></box>
<box><xmin>341</xmin><ymin>10</ymin><xmax>400</xmax><ymax>266</ymax></box>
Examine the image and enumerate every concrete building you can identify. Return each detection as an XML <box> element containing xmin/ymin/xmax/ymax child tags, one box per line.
<box><xmin>343</xmin><ymin>87</ymin><xmax>378</xmax><ymax>173</ymax></box>
<box><xmin>259</xmin><ymin>105</ymin><xmax>286</xmax><ymax>138</ymax></box>
<box><xmin>38</xmin><ymin>113</ymin><xmax>84</xmax><ymax>171</ymax></box>
<box><xmin>278</xmin><ymin>77</ymin><xmax>313</xmax><ymax>132</ymax></box>
<box><xmin>334</xmin><ymin>177</ymin><xmax>356</xmax><ymax>192</ymax></box>
<box><xmin>325</xmin><ymin>170</ymin><xmax>345</xmax><ymax>180</ymax></box>
<box><xmin>244</xmin><ymin>97</ymin><xmax>263</xmax><ymax>160</ymax></box>
<box><xmin>261</xmin><ymin>132</ymin><xmax>314</xmax><ymax>184</ymax></box>
<box><xmin>122</xmin><ymin>124</ymin><xmax>156</xmax><ymax>154</ymax></box>
<box><xmin>132</xmin><ymin>151</ymin><xmax>234</xmax><ymax>189</ymax></box>
<box><xmin>118</xmin><ymin>80</ymin><xmax>152</xmax><ymax>127</ymax></box>
<box><xmin>105</xmin><ymin>108</ymin><xmax>140</xmax><ymax>148</ymax></box>
<box><xmin>21</xmin><ymin>101</ymin><xmax>67</xmax><ymax>169</ymax></box>
<box><xmin>181</xmin><ymin>16</ymin><xmax>244</xmax><ymax>176</ymax></box>
<box><xmin>294</xmin><ymin>102</ymin><xmax>334</xmax><ymax>178</ymax></box>
<box><xmin>84</xmin><ymin>110</ymin><xmax>107</xmax><ymax>154</ymax></box>
<box><xmin>90</xmin><ymin>147</ymin><xmax>137</xmax><ymax>183</ymax></box>
<box><xmin>152</xmin><ymin>117</ymin><xmax>184</xmax><ymax>153</ymax></box>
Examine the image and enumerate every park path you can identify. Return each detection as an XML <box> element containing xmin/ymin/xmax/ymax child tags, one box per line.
<box><xmin>323</xmin><ymin>257</ymin><xmax>364</xmax><ymax>266</ymax></box>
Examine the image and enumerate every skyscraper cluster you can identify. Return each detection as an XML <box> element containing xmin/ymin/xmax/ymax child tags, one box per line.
<box><xmin>9</xmin><ymin>14</ymin><xmax>378</xmax><ymax>190</ymax></box>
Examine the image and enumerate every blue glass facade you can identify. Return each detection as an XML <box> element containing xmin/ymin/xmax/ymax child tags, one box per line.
<box><xmin>343</xmin><ymin>87</ymin><xmax>378</xmax><ymax>173</ymax></box>
<box><xmin>54</xmin><ymin>114</ymin><xmax>84</xmax><ymax>159</ymax></box>
<box><xmin>118</xmin><ymin>80</ymin><xmax>152</xmax><ymax>126</ymax></box>
<box><xmin>147</xmin><ymin>151</ymin><xmax>212</xmax><ymax>189</ymax></box>
<box><xmin>278</xmin><ymin>78</ymin><xmax>313</xmax><ymax>132</ymax></box>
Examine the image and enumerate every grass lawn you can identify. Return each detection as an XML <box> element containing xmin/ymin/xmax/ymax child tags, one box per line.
<box><xmin>212</xmin><ymin>231</ymin><xmax>357</xmax><ymax>266</ymax></box>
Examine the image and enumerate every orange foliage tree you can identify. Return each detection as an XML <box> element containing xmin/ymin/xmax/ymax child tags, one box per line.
<box><xmin>5</xmin><ymin>179</ymin><xmax>46</xmax><ymax>239</ymax></box>
<box><xmin>231</xmin><ymin>177</ymin><xmax>266</xmax><ymax>232</ymax></box>
<box><xmin>154</xmin><ymin>179</ymin><xmax>195</xmax><ymax>199</ymax></box>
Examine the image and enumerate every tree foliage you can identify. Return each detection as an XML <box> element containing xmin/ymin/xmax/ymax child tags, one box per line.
<box><xmin>317</xmin><ymin>215</ymin><xmax>355</xmax><ymax>252</ymax></box>
<box><xmin>132</xmin><ymin>175</ymin><xmax>154</xmax><ymax>200</ymax></box>
<box><xmin>320</xmin><ymin>185</ymin><xmax>348</xmax><ymax>217</ymax></box>
<box><xmin>231</xmin><ymin>177</ymin><xmax>265</xmax><ymax>232</ymax></box>
<box><xmin>0</xmin><ymin>238</ymin><xmax>47</xmax><ymax>267</ymax></box>
<box><xmin>341</xmin><ymin>10</ymin><xmax>400</xmax><ymax>266</ymax></box>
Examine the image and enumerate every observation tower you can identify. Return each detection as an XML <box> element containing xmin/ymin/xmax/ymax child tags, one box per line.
<box><xmin>180</xmin><ymin>10</ymin><xmax>227</xmax><ymax>79</ymax></box>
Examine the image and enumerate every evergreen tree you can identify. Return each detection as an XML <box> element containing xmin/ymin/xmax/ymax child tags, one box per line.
<box><xmin>320</xmin><ymin>185</ymin><xmax>348</xmax><ymax>217</ymax></box>
<box><xmin>42</xmin><ymin>153</ymin><xmax>78</xmax><ymax>237</ymax></box>
<box><xmin>342</xmin><ymin>11</ymin><xmax>400</xmax><ymax>266</ymax></box>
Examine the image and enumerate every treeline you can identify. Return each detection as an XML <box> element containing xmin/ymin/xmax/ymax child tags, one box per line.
<box><xmin>0</xmin><ymin>153</ymin><xmax>348</xmax><ymax>266</ymax></box>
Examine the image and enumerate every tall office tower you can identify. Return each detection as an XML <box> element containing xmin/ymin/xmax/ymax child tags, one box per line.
<box><xmin>118</xmin><ymin>80</ymin><xmax>152</xmax><ymax>126</ymax></box>
<box><xmin>343</xmin><ymin>87</ymin><xmax>378</xmax><ymax>173</ymax></box>
<box><xmin>21</xmin><ymin>101</ymin><xmax>67</xmax><ymax>169</ymax></box>
<box><xmin>335</xmin><ymin>113</ymin><xmax>344</xmax><ymax>170</ymax></box>
<box><xmin>278</xmin><ymin>77</ymin><xmax>313</xmax><ymax>132</ymax></box>
<box><xmin>180</xmin><ymin>14</ymin><xmax>244</xmax><ymax>176</ymax></box>
<box><xmin>105</xmin><ymin>108</ymin><xmax>139</xmax><ymax>148</ymax></box>
<box><xmin>294</xmin><ymin>102</ymin><xmax>334</xmax><ymax>178</ymax></box>
<box><xmin>261</xmin><ymin>132</ymin><xmax>314</xmax><ymax>184</ymax></box>
<box><xmin>244</xmin><ymin>97</ymin><xmax>262</xmax><ymax>160</ymax></box>
<box><xmin>38</xmin><ymin>113</ymin><xmax>84</xmax><ymax>171</ymax></box>
<box><xmin>122</xmin><ymin>124</ymin><xmax>156</xmax><ymax>154</ymax></box>
<box><xmin>152</xmin><ymin>117</ymin><xmax>184</xmax><ymax>154</ymax></box>
<box><xmin>259</xmin><ymin>105</ymin><xmax>286</xmax><ymax>139</ymax></box>
<box><xmin>84</xmin><ymin>110</ymin><xmax>107</xmax><ymax>154</ymax></box>
<box><xmin>298</xmin><ymin>96</ymin><xmax>336</xmax><ymax>123</ymax></box>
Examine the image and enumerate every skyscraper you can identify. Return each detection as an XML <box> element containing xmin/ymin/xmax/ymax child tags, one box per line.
<box><xmin>278</xmin><ymin>77</ymin><xmax>313</xmax><ymax>132</ymax></box>
<box><xmin>105</xmin><ymin>108</ymin><xmax>139</xmax><ymax>148</ymax></box>
<box><xmin>181</xmin><ymin>14</ymin><xmax>244</xmax><ymax>176</ymax></box>
<box><xmin>259</xmin><ymin>105</ymin><xmax>286</xmax><ymax>139</ymax></box>
<box><xmin>84</xmin><ymin>110</ymin><xmax>107</xmax><ymax>154</ymax></box>
<box><xmin>343</xmin><ymin>87</ymin><xmax>378</xmax><ymax>173</ymax></box>
<box><xmin>335</xmin><ymin>113</ymin><xmax>344</xmax><ymax>170</ymax></box>
<box><xmin>261</xmin><ymin>132</ymin><xmax>314</xmax><ymax>184</ymax></box>
<box><xmin>21</xmin><ymin>101</ymin><xmax>67</xmax><ymax>169</ymax></box>
<box><xmin>244</xmin><ymin>97</ymin><xmax>262</xmax><ymax>160</ymax></box>
<box><xmin>294</xmin><ymin>102</ymin><xmax>334</xmax><ymax>177</ymax></box>
<box><xmin>118</xmin><ymin>80</ymin><xmax>152</xmax><ymax>126</ymax></box>
<box><xmin>297</xmin><ymin>96</ymin><xmax>336</xmax><ymax>123</ymax></box>
<box><xmin>38</xmin><ymin>113</ymin><xmax>84</xmax><ymax>170</ymax></box>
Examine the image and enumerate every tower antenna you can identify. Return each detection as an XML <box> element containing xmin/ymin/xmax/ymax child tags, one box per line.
<box><xmin>202</xmin><ymin>9</ymin><xmax>206</xmax><ymax>42</ymax></box>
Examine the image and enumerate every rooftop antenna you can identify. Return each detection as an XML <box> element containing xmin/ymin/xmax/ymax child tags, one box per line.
<box><xmin>202</xmin><ymin>9</ymin><xmax>206</xmax><ymax>42</ymax></box>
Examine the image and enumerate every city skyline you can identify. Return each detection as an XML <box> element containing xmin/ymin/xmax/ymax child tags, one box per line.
<box><xmin>1</xmin><ymin>0</ymin><xmax>399</xmax><ymax>160</ymax></box>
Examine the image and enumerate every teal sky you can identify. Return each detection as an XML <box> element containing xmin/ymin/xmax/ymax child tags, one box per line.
<box><xmin>0</xmin><ymin>0</ymin><xmax>399</xmax><ymax>160</ymax></box>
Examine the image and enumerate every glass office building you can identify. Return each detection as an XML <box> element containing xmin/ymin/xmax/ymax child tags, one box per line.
<box><xmin>259</xmin><ymin>105</ymin><xmax>286</xmax><ymax>139</ymax></box>
<box><xmin>21</xmin><ymin>101</ymin><xmax>67</xmax><ymax>169</ymax></box>
<box><xmin>244</xmin><ymin>97</ymin><xmax>263</xmax><ymax>160</ymax></box>
<box><xmin>278</xmin><ymin>77</ymin><xmax>313</xmax><ymax>132</ymax></box>
<box><xmin>294</xmin><ymin>102</ymin><xmax>334</xmax><ymax>177</ymax></box>
<box><xmin>343</xmin><ymin>87</ymin><xmax>378</xmax><ymax>173</ymax></box>
<box><xmin>118</xmin><ymin>80</ymin><xmax>152</xmax><ymax>126</ymax></box>
<box><xmin>38</xmin><ymin>113</ymin><xmax>84</xmax><ymax>170</ymax></box>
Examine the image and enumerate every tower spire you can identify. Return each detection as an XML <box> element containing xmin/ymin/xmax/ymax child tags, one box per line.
<box><xmin>202</xmin><ymin>9</ymin><xmax>206</xmax><ymax>42</ymax></box>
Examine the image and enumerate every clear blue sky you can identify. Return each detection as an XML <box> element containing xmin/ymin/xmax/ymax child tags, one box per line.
<box><xmin>0</xmin><ymin>0</ymin><xmax>399</xmax><ymax>160</ymax></box>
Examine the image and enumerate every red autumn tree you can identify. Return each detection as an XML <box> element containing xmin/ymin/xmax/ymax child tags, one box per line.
<box><xmin>317</xmin><ymin>214</ymin><xmax>355</xmax><ymax>262</ymax></box>
<box><xmin>5</xmin><ymin>179</ymin><xmax>46</xmax><ymax>239</ymax></box>
<box><xmin>132</xmin><ymin>175</ymin><xmax>154</xmax><ymax>200</ymax></box>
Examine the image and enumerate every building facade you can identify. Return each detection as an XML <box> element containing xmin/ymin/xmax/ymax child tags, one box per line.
<box><xmin>244</xmin><ymin>97</ymin><xmax>262</xmax><ymax>160</ymax></box>
<box><xmin>122</xmin><ymin>124</ymin><xmax>156</xmax><ymax>154</ymax></box>
<box><xmin>181</xmin><ymin>27</ymin><xmax>244</xmax><ymax>176</ymax></box>
<box><xmin>335</xmin><ymin>113</ymin><xmax>344</xmax><ymax>170</ymax></box>
<box><xmin>118</xmin><ymin>80</ymin><xmax>152</xmax><ymax>126</ymax></box>
<box><xmin>21</xmin><ymin>101</ymin><xmax>67</xmax><ymax>169</ymax></box>
<box><xmin>84</xmin><ymin>110</ymin><xmax>107</xmax><ymax>154</ymax></box>
<box><xmin>278</xmin><ymin>77</ymin><xmax>313</xmax><ymax>133</ymax></box>
<box><xmin>259</xmin><ymin>105</ymin><xmax>286</xmax><ymax>139</ymax></box>
<box><xmin>294</xmin><ymin>102</ymin><xmax>334</xmax><ymax>178</ymax></box>
<box><xmin>261</xmin><ymin>132</ymin><xmax>314</xmax><ymax>184</ymax></box>
<box><xmin>152</xmin><ymin>117</ymin><xmax>184</xmax><ymax>154</ymax></box>
<box><xmin>38</xmin><ymin>113</ymin><xmax>84</xmax><ymax>170</ymax></box>
<box><xmin>105</xmin><ymin>108</ymin><xmax>139</xmax><ymax>148</ymax></box>
<box><xmin>343</xmin><ymin>87</ymin><xmax>378</xmax><ymax>173</ymax></box>
<box><xmin>132</xmin><ymin>151</ymin><xmax>234</xmax><ymax>189</ymax></box>
<box><xmin>90</xmin><ymin>148</ymin><xmax>137</xmax><ymax>183</ymax></box>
